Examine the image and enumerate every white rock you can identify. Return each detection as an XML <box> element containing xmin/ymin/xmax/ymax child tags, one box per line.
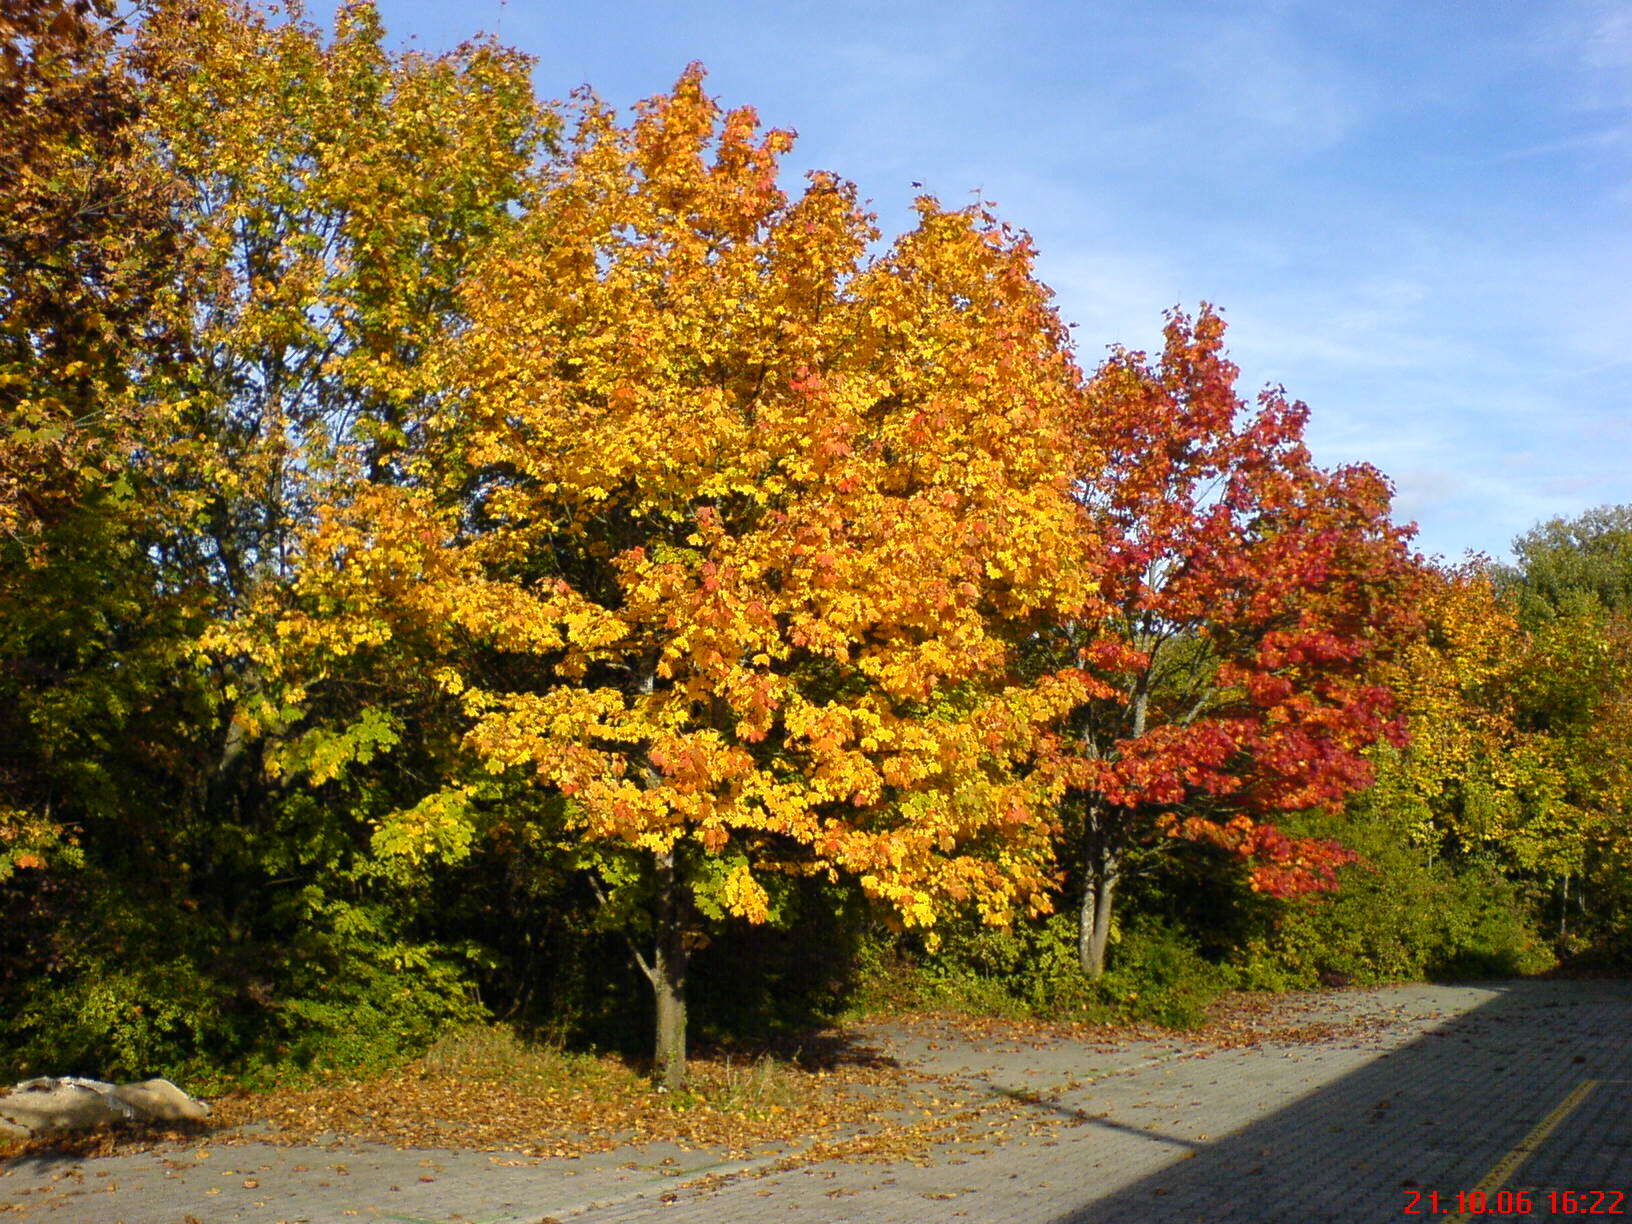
<box><xmin>110</xmin><ymin>1078</ymin><xmax>211</xmax><ymax>1122</ymax></box>
<box><xmin>0</xmin><ymin>1076</ymin><xmax>209</xmax><ymax>1139</ymax></box>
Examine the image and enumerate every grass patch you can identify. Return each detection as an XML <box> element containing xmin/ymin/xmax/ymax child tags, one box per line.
<box><xmin>415</xmin><ymin>1023</ymin><xmax>610</xmax><ymax>1088</ymax></box>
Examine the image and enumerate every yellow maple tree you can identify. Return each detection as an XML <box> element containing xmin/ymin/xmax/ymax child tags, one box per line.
<box><xmin>282</xmin><ymin>67</ymin><xmax>1094</xmax><ymax>1086</ymax></box>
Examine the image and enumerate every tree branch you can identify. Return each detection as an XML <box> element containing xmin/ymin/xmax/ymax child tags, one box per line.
<box><xmin>587</xmin><ymin>872</ymin><xmax>657</xmax><ymax>985</ymax></box>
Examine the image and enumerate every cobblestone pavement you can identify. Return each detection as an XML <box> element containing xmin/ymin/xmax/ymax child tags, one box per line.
<box><xmin>3</xmin><ymin>979</ymin><xmax>1629</xmax><ymax>1223</ymax></box>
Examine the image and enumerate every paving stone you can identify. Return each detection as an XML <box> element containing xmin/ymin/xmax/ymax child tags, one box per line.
<box><xmin>2</xmin><ymin>979</ymin><xmax>1628</xmax><ymax>1223</ymax></box>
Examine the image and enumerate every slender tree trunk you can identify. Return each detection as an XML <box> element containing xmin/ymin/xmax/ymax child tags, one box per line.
<box><xmin>1078</xmin><ymin>803</ymin><xmax>1119</xmax><ymax>979</ymax></box>
<box><xmin>1075</xmin><ymin>669</ymin><xmax>1145</xmax><ymax>979</ymax></box>
<box><xmin>650</xmin><ymin>846</ymin><xmax>689</xmax><ymax>1090</ymax></box>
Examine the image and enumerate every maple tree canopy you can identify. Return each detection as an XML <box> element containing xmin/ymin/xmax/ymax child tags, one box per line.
<box><xmin>1031</xmin><ymin>307</ymin><xmax>1421</xmax><ymax>974</ymax></box>
<box><xmin>283</xmin><ymin>66</ymin><xmax>1096</xmax><ymax>931</ymax></box>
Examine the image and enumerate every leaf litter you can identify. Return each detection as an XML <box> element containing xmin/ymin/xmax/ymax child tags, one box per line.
<box><xmin>0</xmin><ymin>989</ymin><xmax>1394</xmax><ymax>1170</ymax></box>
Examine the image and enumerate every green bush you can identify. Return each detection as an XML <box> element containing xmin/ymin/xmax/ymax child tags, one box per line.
<box><xmin>2</xmin><ymin>954</ymin><xmax>235</xmax><ymax>1085</ymax></box>
<box><xmin>0</xmin><ymin>879</ymin><xmax>487</xmax><ymax>1091</ymax></box>
<box><xmin>849</xmin><ymin>910</ymin><xmax>1232</xmax><ymax>1030</ymax></box>
<box><xmin>1094</xmin><ymin>922</ymin><xmax>1234</xmax><ymax>1028</ymax></box>
<box><xmin>1232</xmin><ymin>811</ymin><xmax>1554</xmax><ymax>989</ymax></box>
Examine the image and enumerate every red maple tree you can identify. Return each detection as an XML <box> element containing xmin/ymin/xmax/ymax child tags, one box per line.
<box><xmin>1038</xmin><ymin>307</ymin><xmax>1421</xmax><ymax>975</ymax></box>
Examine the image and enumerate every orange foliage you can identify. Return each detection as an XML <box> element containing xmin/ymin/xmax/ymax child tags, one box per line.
<box><xmin>286</xmin><ymin>67</ymin><xmax>1094</xmax><ymax>930</ymax></box>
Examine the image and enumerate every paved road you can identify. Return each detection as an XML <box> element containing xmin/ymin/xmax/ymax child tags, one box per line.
<box><xmin>3</xmin><ymin>979</ymin><xmax>1629</xmax><ymax>1223</ymax></box>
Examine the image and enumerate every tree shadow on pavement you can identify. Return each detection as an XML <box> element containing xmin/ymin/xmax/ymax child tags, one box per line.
<box><xmin>1052</xmin><ymin>978</ymin><xmax>1632</xmax><ymax>1224</ymax></box>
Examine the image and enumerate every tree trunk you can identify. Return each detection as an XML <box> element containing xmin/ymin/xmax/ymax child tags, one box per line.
<box><xmin>632</xmin><ymin>668</ymin><xmax>689</xmax><ymax>1090</ymax></box>
<box><xmin>650</xmin><ymin>847</ymin><xmax>689</xmax><ymax>1090</ymax></box>
<box><xmin>1078</xmin><ymin>806</ymin><xmax>1119</xmax><ymax>979</ymax></box>
<box><xmin>1075</xmin><ymin>671</ymin><xmax>1143</xmax><ymax>980</ymax></box>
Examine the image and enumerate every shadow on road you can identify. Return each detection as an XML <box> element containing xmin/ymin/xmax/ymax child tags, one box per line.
<box><xmin>1052</xmin><ymin>978</ymin><xmax>1632</xmax><ymax>1224</ymax></box>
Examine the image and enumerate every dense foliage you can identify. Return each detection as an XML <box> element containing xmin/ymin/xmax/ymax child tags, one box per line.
<box><xmin>2</xmin><ymin>1</ymin><xmax>1625</xmax><ymax>1090</ymax></box>
<box><xmin>1033</xmin><ymin>307</ymin><xmax>1418</xmax><ymax>977</ymax></box>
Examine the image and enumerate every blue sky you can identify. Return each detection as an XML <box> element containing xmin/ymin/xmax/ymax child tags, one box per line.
<box><xmin>373</xmin><ymin>0</ymin><xmax>1630</xmax><ymax>562</ymax></box>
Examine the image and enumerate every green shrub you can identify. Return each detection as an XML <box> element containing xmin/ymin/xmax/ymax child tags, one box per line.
<box><xmin>849</xmin><ymin>910</ymin><xmax>1232</xmax><ymax>1030</ymax></box>
<box><xmin>0</xmin><ymin>880</ymin><xmax>486</xmax><ymax>1091</ymax></box>
<box><xmin>1232</xmin><ymin>811</ymin><xmax>1554</xmax><ymax>988</ymax></box>
<box><xmin>2</xmin><ymin>954</ymin><xmax>236</xmax><ymax>1085</ymax></box>
<box><xmin>1094</xmin><ymin>922</ymin><xmax>1234</xmax><ymax>1028</ymax></box>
